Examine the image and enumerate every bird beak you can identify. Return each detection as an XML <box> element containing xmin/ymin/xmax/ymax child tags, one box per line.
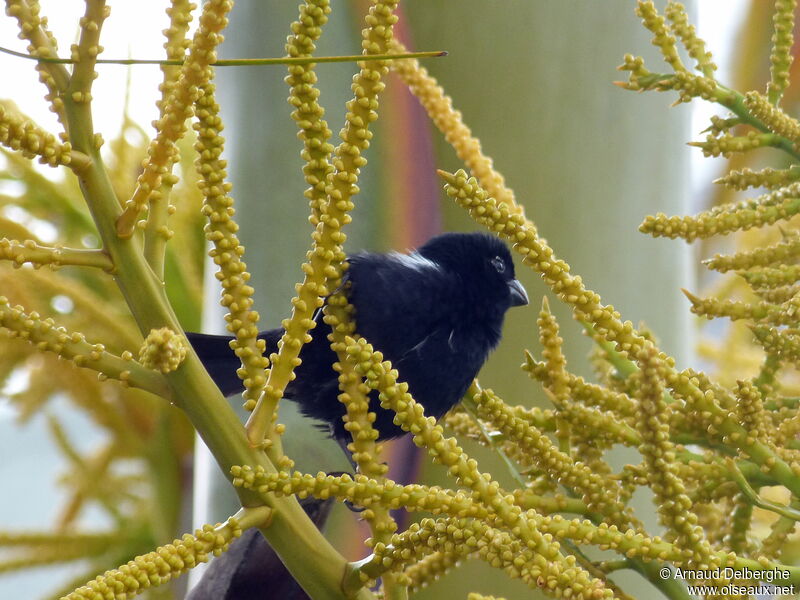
<box><xmin>508</xmin><ymin>279</ymin><xmax>529</xmax><ymax>307</ymax></box>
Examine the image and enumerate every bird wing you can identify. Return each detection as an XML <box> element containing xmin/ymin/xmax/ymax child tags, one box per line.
<box><xmin>346</xmin><ymin>251</ymin><xmax>454</xmax><ymax>358</ymax></box>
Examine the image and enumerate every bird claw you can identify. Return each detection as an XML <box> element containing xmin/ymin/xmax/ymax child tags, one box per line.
<box><xmin>325</xmin><ymin>470</ymin><xmax>367</xmax><ymax>513</ymax></box>
<box><xmin>344</xmin><ymin>499</ymin><xmax>366</xmax><ymax>513</ymax></box>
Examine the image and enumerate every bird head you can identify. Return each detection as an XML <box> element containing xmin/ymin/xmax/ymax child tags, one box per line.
<box><xmin>416</xmin><ymin>232</ymin><xmax>529</xmax><ymax>316</ymax></box>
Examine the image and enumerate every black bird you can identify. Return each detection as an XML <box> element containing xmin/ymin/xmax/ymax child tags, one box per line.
<box><xmin>187</xmin><ymin>232</ymin><xmax>528</xmax><ymax>446</ymax></box>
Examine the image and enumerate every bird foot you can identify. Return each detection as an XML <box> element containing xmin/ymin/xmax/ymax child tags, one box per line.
<box><xmin>325</xmin><ymin>470</ymin><xmax>366</xmax><ymax>513</ymax></box>
<box><xmin>344</xmin><ymin>499</ymin><xmax>366</xmax><ymax>513</ymax></box>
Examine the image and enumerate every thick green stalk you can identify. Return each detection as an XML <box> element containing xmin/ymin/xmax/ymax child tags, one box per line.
<box><xmin>60</xmin><ymin>59</ymin><xmax>373</xmax><ymax>600</ymax></box>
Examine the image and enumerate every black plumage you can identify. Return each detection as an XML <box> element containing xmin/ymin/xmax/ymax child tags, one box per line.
<box><xmin>187</xmin><ymin>232</ymin><xmax>528</xmax><ymax>444</ymax></box>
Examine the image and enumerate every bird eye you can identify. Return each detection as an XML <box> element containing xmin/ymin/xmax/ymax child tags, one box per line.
<box><xmin>490</xmin><ymin>256</ymin><xmax>505</xmax><ymax>273</ymax></box>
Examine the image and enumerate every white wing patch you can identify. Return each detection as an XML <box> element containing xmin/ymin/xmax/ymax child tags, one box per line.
<box><xmin>389</xmin><ymin>251</ymin><xmax>441</xmax><ymax>274</ymax></box>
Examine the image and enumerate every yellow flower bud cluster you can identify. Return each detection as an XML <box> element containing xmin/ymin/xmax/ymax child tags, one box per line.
<box><xmin>194</xmin><ymin>81</ymin><xmax>267</xmax><ymax>411</ymax></box>
<box><xmin>117</xmin><ymin>0</ymin><xmax>233</xmax><ymax>237</ymax></box>
<box><xmin>751</xmin><ymin>326</ymin><xmax>800</xmax><ymax>364</ymax></box>
<box><xmin>285</xmin><ymin>0</ymin><xmax>334</xmax><ymax>224</ymax></box>
<box><xmin>684</xmin><ymin>289</ymin><xmax>800</xmax><ymax>326</ymax></box>
<box><xmin>162</xmin><ymin>1</ymin><xmax>194</xmax><ymax>66</ymax></box>
<box><xmin>369</xmin><ymin>516</ymin><xmax>613</xmax><ymax>599</ymax></box>
<box><xmin>246</xmin><ymin>0</ymin><xmax>400</xmax><ymax>447</ymax></box>
<box><xmin>754</xmin><ymin>283</ymin><xmax>800</xmax><ymax>304</ymax></box>
<box><xmin>231</xmin><ymin>466</ymin><xmax>489</xmax><ymax>519</ymax></box>
<box><xmin>640</xmin><ymin>182</ymin><xmax>800</xmax><ymax>241</ymax></box>
<box><xmin>4</xmin><ymin>0</ymin><xmax>69</xmax><ymax>127</ymax></box>
<box><xmin>388</xmin><ymin>39</ymin><xmax>520</xmax><ymax>215</ymax></box>
<box><xmin>715</xmin><ymin>166</ymin><xmax>800</xmax><ymax>191</ymax></box>
<box><xmin>767</xmin><ymin>0</ymin><xmax>797</xmax><ymax>103</ymax></box>
<box><xmin>0</xmin><ymin>238</ymin><xmax>110</xmax><ymax>271</ymax></box>
<box><xmin>741</xmin><ymin>264</ymin><xmax>800</xmax><ymax>288</ymax></box>
<box><xmin>330</xmin><ymin>307</ymin><xmax>388</xmax><ymax>482</ymax></box>
<box><xmin>61</xmin><ymin>519</ymin><xmax>241</xmax><ymax>600</ymax></box>
<box><xmin>536</xmin><ymin>298</ymin><xmax>569</xmax><ymax>403</ymax></box>
<box><xmin>524</xmin><ymin>352</ymin><xmax>636</xmax><ymax>417</ymax></box>
<box><xmin>633</xmin><ymin>345</ymin><xmax>718</xmax><ymax>568</ymax></box>
<box><xmin>620</xmin><ymin>3</ymin><xmax>719</xmax><ymax>104</ymax></box>
<box><xmin>690</xmin><ymin>131</ymin><xmax>773</xmax><ymax>159</ymax></box>
<box><xmin>0</xmin><ymin>102</ymin><xmax>74</xmax><ymax>167</ymax></box>
<box><xmin>636</xmin><ymin>1</ymin><xmax>685</xmax><ymax>74</ymax></box>
<box><xmin>735</xmin><ymin>380</ymin><xmax>769</xmax><ymax>444</ymax></box>
<box><xmin>704</xmin><ymin>233</ymin><xmax>800</xmax><ymax>272</ymax></box>
<box><xmin>744</xmin><ymin>90</ymin><xmax>800</xmax><ymax>146</ymax></box>
<box><xmin>664</xmin><ymin>2</ymin><xmax>716</xmax><ymax>77</ymax></box>
<box><xmin>476</xmin><ymin>387</ymin><xmax>636</xmax><ymax>528</ymax></box>
<box><xmin>0</xmin><ymin>297</ymin><xmax>169</xmax><ymax>397</ymax></box>
<box><xmin>338</xmin><ymin>336</ymin><xmax>611</xmax><ymax>593</ymax></box>
<box><xmin>404</xmin><ymin>551</ymin><xmax>460</xmax><ymax>592</ymax></box>
<box><xmin>138</xmin><ymin>327</ymin><xmax>187</xmax><ymax>374</ymax></box>
<box><xmin>617</xmin><ymin>58</ymin><xmax>716</xmax><ymax>104</ymax></box>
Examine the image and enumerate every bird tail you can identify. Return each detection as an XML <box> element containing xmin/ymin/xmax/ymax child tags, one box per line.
<box><xmin>185</xmin><ymin>330</ymin><xmax>281</xmax><ymax>396</ymax></box>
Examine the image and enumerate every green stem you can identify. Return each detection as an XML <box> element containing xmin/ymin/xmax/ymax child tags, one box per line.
<box><xmin>0</xmin><ymin>45</ymin><xmax>446</xmax><ymax>67</ymax></box>
<box><xmin>61</xmin><ymin>62</ymin><xmax>373</xmax><ymax>600</ymax></box>
<box><xmin>713</xmin><ymin>84</ymin><xmax>800</xmax><ymax>161</ymax></box>
<box><xmin>726</xmin><ymin>458</ymin><xmax>800</xmax><ymax>521</ymax></box>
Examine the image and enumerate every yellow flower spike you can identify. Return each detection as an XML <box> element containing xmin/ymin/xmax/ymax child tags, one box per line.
<box><xmin>535</xmin><ymin>297</ymin><xmax>575</xmax><ymax>453</ymax></box>
<box><xmin>751</xmin><ymin>325</ymin><xmax>800</xmax><ymax>364</ymax></box>
<box><xmin>536</xmin><ymin>297</ymin><xmax>569</xmax><ymax>403</ymax></box>
<box><xmin>245</xmin><ymin>0</ymin><xmax>400</xmax><ymax>451</ymax></box>
<box><xmin>194</xmin><ymin>82</ymin><xmax>268</xmax><ymax>414</ymax></box>
<box><xmin>664</xmin><ymin>2</ymin><xmax>716</xmax><ymax>78</ymax></box>
<box><xmin>376</xmin><ymin>517</ymin><xmax>612</xmax><ymax>599</ymax></box>
<box><xmin>0</xmin><ymin>238</ymin><xmax>113</xmax><ymax>271</ymax></box>
<box><xmin>388</xmin><ymin>39</ymin><xmax>522</xmax><ymax>216</ymax></box>
<box><xmin>468</xmin><ymin>594</ymin><xmax>506</xmax><ymax>600</ymax></box>
<box><xmin>716</xmin><ymin>165</ymin><xmax>800</xmax><ymax>191</ymax></box>
<box><xmin>689</xmin><ymin>131</ymin><xmax>777</xmax><ymax>158</ymax></box>
<box><xmin>329</xmin><ymin>314</ymin><xmax>400</xmax><ymax>593</ymax></box>
<box><xmin>744</xmin><ymin>90</ymin><xmax>800</xmax><ymax>146</ymax></box>
<box><xmin>4</xmin><ymin>0</ymin><xmax>69</xmax><ymax>129</ymax></box>
<box><xmin>704</xmin><ymin>233</ymin><xmax>800</xmax><ymax>273</ymax></box>
<box><xmin>767</xmin><ymin>0</ymin><xmax>797</xmax><ymax>104</ymax></box>
<box><xmin>0</xmin><ymin>102</ymin><xmax>89</xmax><ymax>170</ymax></box>
<box><xmin>138</xmin><ymin>327</ymin><xmax>187</xmax><ymax>375</ymax></box>
<box><xmin>61</xmin><ymin>516</ymin><xmax>244</xmax><ymax>600</ymax></box>
<box><xmin>762</xmin><ymin>516</ymin><xmax>797</xmax><ymax>559</ymax></box>
<box><xmin>143</xmin><ymin>0</ymin><xmax>196</xmax><ymax>278</ymax></box>
<box><xmin>116</xmin><ymin>0</ymin><xmax>232</xmax><ymax>238</ymax></box>
<box><xmin>523</xmin><ymin>352</ymin><xmax>636</xmax><ymax>417</ymax></box>
<box><xmin>640</xmin><ymin>181</ymin><xmax>800</xmax><ymax>241</ymax></box>
<box><xmin>0</xmin><ymin>297</ymin><xmax>169</xmax><ymax>397</ymax></box>
<box><xmin>232</xmin><ymin>466</ymin><xmax>489</xmax><ymax>520</ymax></box>
<box><xmin>684</xmin><ymin>288</ymin><xmax>800</xmax><ymax>327</ymax></box>
<box><xmin>741</xmin><ymin>263</ymin><xmax>800</xmax><ymax>288</ymax></box>
<box><xmin>338</xmin><ymin>338</ymin><xmax>613</xmax><ymax>598</ymax></box>
<box><xmin>632</xmin><ymin>345</ymin><xmax>719</xmax><ymax>571</ymax></box>
<box><xmin>735</xmin><ymin>380</ymin><xmax>770</xmax><ymax>446</ymax></box>
<box><xmin>69</xmin><ymin>0</ymin><xmax>109</xmax><ymax>99</ymax></box>
<box><xmin>285</xmin><ymin>0</ymin><xmax>334</xmax><ymax>225</ymax></box>
<box><xmin>476</xmin><ymin>386</ymin><xmax>637</xmax><ymax>529</ymax></box>
<box><xmin>636</xmin><ymin>1</ymin><xmax>687</xmax><ymax>74</ymax></box>
<box><xmin>404</xmin><ymin>551</ymin><xmax>459</xmax><ymax>592</ymax></box>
